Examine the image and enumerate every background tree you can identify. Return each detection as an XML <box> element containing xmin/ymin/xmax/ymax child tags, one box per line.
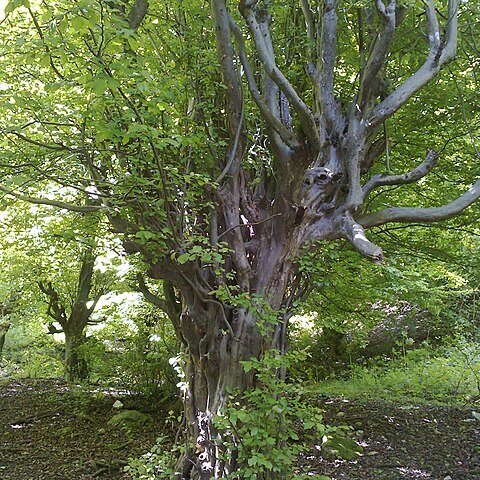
<box><xmin>0</xmin><ymin>321</ymin><xmax>12</xmax><ymax>358</ymax></box>
<box><xmin>0</xmin><ymin>297</ymin><xmax>14</xmax><ymax>358</ymax></box>
<box><xmin>0</xmin><ymin>199</ymin><xmax>116</xmax><ymax>380</ymax></box>
<box><xmin>0</xmin><ymin>0</ymin><xmax>479</xmax><ymax>477</ymax></box>
<box><xmin>37</xmin><ymin>244</ymin><xmax>108</xmax><ymax>381</ymax></box>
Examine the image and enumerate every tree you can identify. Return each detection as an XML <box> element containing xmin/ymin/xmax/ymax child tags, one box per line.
<box><xmin>31</xmin><ymin>209</ymin><xmax>116</xmax><ymax>381</ymax></box>
<box><xmin>0</xmin><ymin>298</ymin><xmax>14</xmax><ymax>358</ymax></box>
<box><xmin>38</xmin><ymin>246</ymin><xmax>108</xmax><ymax>381</ymax></box>
<box><xmin>0</xmin><ymin>320</ymin><xmax>12</xmax><ymax>358</ymax></box>
<box><xmin>0</xmin><ymin>0</ymin><xmax>479</xmax><ymax>477</ymax></box>
<box><xmin>0</xmin><ymin>199</ymin><xmax>114</xmax><ymax>380</ymax></box>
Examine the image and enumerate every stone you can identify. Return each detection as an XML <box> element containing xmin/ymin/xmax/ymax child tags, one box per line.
<box><xmin>107</xmin><ymin>409</ymin><xmax>151</xmax><ymax>428</ymax></box>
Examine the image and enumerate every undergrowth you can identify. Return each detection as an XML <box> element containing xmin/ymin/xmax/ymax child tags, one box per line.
<box><xmin>319</xmin><ymin>340</ymin><xmax>480</xmax><ymax>406</ymax></box>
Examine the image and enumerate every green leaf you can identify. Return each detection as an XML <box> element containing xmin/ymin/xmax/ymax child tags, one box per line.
<box><xmin>201</xmin><ymin>252</ymin><xmax>212</xmax><ymax>262</ymax></box>
<box><xmin>4</xmin><ymin>0</ymin><xmax>29</xmax><ymax>14</ymax></box>
<box><xmin>91</xmin><ymin>78</ymin><xmax>109</xmax><ymax>95</ymax></box>
<box><xmin>71</xmin><ymin>15</ymin><xmax>88</xmax><ymax>32</ymax></box>
<box><xmin>127</xmin><ymin>36</ymin><xmax>140</xmax><ymax>50</ymax></box>
<box><xmin>39</xmin><ymin>54</ymin><xmax>51</xmax><ymax>68</ymax></box>
<box><xmin>263</xmin><ymin>459</ymin><xmax>273</xmax><ymax>470</ymax></box>
<box><xmin>136</xmin><ymin>230</ymin><xmax>155</xmax><ymax>241</ymax></box>
<box><xmin>177</xmin><ymin>253</ymin><xmax>190</xmax><ymax>264</ymax></box>
<box><xmin>6</xmin><ymin>175</ymin><xmax>29</xmax><ymax>186</ymax></box>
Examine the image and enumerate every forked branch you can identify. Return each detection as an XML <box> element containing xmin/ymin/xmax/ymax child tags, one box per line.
<box><xmin>367</xmin><ymin>0</ymin><xmax>459</xmax><ymax>129</ymax></box>
<box><xmin>228</xmin><ymin>15</ymin><xmax>299</xmax><ymax>148</ymax></box>
<box><xmin>38</xmin><ymin>281</ymin><xmax>67</xmax><ymax>325</ymax></box>
<box><xmin>239</xmin><ymin>1</ymin><xmax>320</xmax><ymax>148</ymax></box>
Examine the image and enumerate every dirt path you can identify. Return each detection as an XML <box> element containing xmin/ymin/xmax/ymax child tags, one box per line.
<box><xmin>317</xmin><ymin>398</ymin><xmax>480</xmax><ymax>480</ymax></box>
<box><xmin>0</xmin><ymin>379</ymin><xmax>168</xmax><ymax>480</ymax></box>
<box><xmin>0</xmin><ymin>379</ymin><xmax>479</xmax><ymax>479</ymax></box>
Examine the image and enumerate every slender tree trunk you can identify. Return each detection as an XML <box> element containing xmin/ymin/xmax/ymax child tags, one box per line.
<box><xmin>0</xmin><ymin>323</ymin><xmax>11</xmax><ymax>358</ymax></box>
<box><xmin>63</xmin><ymin>329</ymin><xmax>88</xmax><ymax>382</ymax></box>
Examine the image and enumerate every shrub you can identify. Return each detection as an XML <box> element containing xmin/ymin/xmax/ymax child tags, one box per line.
<box><xmin>214</xmin><ymin>349</ymin><xmax>332</xmax><ymax>480</ymax></box>
<box><xmin>82</xmin><ymin>308</ymin><xmax>178</xmax><ymax>400</ymax></box>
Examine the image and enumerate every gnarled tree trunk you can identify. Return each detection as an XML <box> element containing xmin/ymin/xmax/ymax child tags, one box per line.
<box><xmin>172</xmin><ymin>291</ymin><xmax>290</xmax><ymax>479</ymax></box>
<box><xmin>143</xmin><ymin>218</ymin><xmax>306</xmax><ymax>477</ymax></box>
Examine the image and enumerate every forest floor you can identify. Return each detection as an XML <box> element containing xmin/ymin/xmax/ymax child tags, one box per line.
<box><xmin>0</xmin><ymin>379</ymin><xmax>479</xmax><ymax>480</ymax></box>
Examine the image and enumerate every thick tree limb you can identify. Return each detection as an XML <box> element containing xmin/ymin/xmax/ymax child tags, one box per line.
<box><xmin>136</xmin><ymin>273</ymin><xmax>168</xmax><ymax>313</ymax></box>
<box><xmin>76</xmin><ymin>252</ymin><xmax>96</xmax><ymax>304</ymax></box>
<box><xmin>300</xmin><ymin>0</ymin><xmax>315</xmax><ymax>55</ymax></box>
<box><xmin>367</xmin><ymin>0</ymin><xmax>459</xmax><ymax>129</ymax></box>
<box><xmin>258</xmin><ymin>8</ymin><xmax>294</xmax><ymax>150</ymax></box>
<box><xmin>358</xmin><ymin>178</ymin><xmax>480</xmax><ymax>228</ymax></box>
<box><xmin>228</xmin><ymin>16</ymin><xmax>298</xmax><ymax>148</ymax></box>
<box><xmin>338</xmin><ymin>215</ymin><xmax>383</xmax><ymax>262</ymax></box>
<box><xmin>317</xmin><ymin>0</ymin><xmax>339</xmax><ymax>129</ymax></box>
<box><xmin>0</xmin><ymin>185</ymin><xmax>103</xmax><ymax>213</ymax></box>
<box><xmin>211</xmin><ymin>0</ymin><xmax>244</xmax><ymax>178</ymax></box>
<box><xmin>362</xmin><ymin>149</ymin><xmax>439</xmax><ymax>199</ymax></box>
<box><xmin>76</xmin><ymin>251</ymin><xmax>107</xmax><ymax>317</ymax></box>
<box><xmin>341</xmin><ymin>118</ymin><xmax>367</xmax><ymax>213</ymax></box>
<box><xmin>361</xmin><ymin>134</ymin><xmax>386</xmax><ymax>174</ymax></box>
<box><xmin>38</xmin><ymin>281</ymin><xmax>67</xmax><ymax>325</ymax></box>
<box><xmin>129</xmin><ymin>0</ymin><xmax>148</xmax><ymax>30</ymax></box>
<box><xmin>239</xmin><ymin>2</ymin><xmax>320</xmax><ymax>149</ymax></box>
<box><xmin>425</xmin><ymin>0</ymin><xmax>441</xmax><ymax>50</ymax></box>
<box><xmin>357</xmin><ymin>1</ymin><xmax>396</xmax><ymax>109</ymax></box>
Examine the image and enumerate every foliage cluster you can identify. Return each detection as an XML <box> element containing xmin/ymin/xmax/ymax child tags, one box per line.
<box><xmin>0</xmin><ymin>321</ymin><xmax>63</xmax><ymax>378</ymax></box>
<box><xmin>214</xmin><ymin>350</ymin><xmax>331</xmax><ymax>480</ymax></box>
<box><xmin>82</xmin><ymin>302</ymin><xmax>178</xmax><ymax>400</ymax></box>
<box><xmin>126</xmin><ymin>349</ymin><xmax>336</xmax><ymax>480</ymax></box>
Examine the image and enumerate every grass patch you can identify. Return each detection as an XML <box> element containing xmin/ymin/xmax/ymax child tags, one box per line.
<box><xmin>318</xmin><ymin>340</ymin><xmax>480</xmax><ymax>406</ymax></box>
